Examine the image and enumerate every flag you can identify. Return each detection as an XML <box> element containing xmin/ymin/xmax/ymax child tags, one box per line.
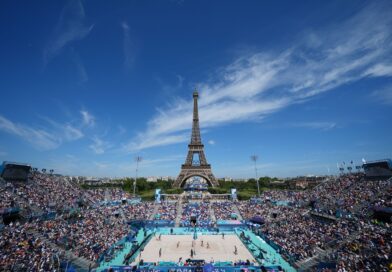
<box><xmin>362</xmin><ymin>158</ymin><xmax>366</xmax><ymax>164</ymax></box>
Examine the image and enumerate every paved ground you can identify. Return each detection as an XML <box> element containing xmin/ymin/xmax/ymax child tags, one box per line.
<box><xmin>134</xmin><ymin>234</ymin><xmax>256</xmax><ymax>264</ymax></box>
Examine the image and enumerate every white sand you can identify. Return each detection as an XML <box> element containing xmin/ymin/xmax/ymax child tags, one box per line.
<box><xmin>134</xmin><ymin>234</ymin><xmax>256</xmax><ymax>264</ymax></box>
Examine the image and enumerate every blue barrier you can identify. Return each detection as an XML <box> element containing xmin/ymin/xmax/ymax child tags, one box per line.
<box><xmin>96</xmin><ymin>198</ymin><xmax>141</xmax><ymax>207</ymax></box>
<box><xmin>100</xmin><ymin>265</ymin><xmax>265</xmax><ymax>272</ymax></box>
<box><xmin>0</xmin><ymin>207</ymin><xmax>20</xmax><ymax>215</ymax></box>
<box><xmin>27</xmin><ymin>211</ymin><xmax>57</xmax><ymax>221</ymax></box>
<box><xmin>316</xmin><ymin>262</ymin><xmax>336</xmax><ymax>271</ymax></box>
<box><xmin>144</xmin><ymin>220</ymin><xmax>175</xmax><ymax>227</ymax></box>
<box><xmin>216</xmin><ymin>220</ymin><xmax>245</xmax><ymax>229</ymax></box>
<box><xmin>272</xmin><ymin>201</ymin><xmax>291</xmax><ymax>207</ymax></box>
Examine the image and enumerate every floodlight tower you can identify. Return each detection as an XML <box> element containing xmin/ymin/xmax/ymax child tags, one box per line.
<box><xmin>250</xmin><ymin>155</ymin><xmax>261</xmax><ymax>197</ymax></box>
<box><xmin>134</xmin><ymin>156</ymin><xmax>142</xmax><ymax>196</ymax></box>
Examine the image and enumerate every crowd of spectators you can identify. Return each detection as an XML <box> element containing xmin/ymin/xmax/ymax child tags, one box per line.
<box><xmin>0</xmin><ymin>188</ymin><xmax>19</xmax><ymax>210</ymax></box>
<box><xmin>238</xmin><ymin>200</ymin><xmax>354</xmax><ymax>262</ymax></box>
<box><xmin>212</xmin><ymin>201</ymin><xmax>236</xmax><ymax>220</ymax></box>
<box><xmin>260</xmin><ymin>190</ymin><xmax>305</xmax><ymax>204</ymax></box>
<box><xmin>304</xmin><ymin>174</ymin><xmax>391</xmax><ymax>218</ymax></box>
<box><xmin>84</xmin><ymin>188</ymin><xmax>133</xmax><ymax>203</ymax></box>
<box><xmin>156</xmin><ymin>202</ymin><xmax>177</xmax><ymax>221</ymax></box>
<box><xmin>0</xmin><ymin>221</ymin><xmax>63</xmax><ymax>271</ymax></box>
<box><xmin>236</xmin><ymin>174</ymin><xmax>392</xmax><ymax>270</ymax></box>
<box><xmin>237</xmin><ymin>199</ymin><xmax>268</xmax><ymax>220</ymax></box>
<box><xmin>327</xmin><ymin>223</ymin><xmax>391</xmax><ymax>271</ymax></box>
<box><xmin>242</xmin><ymin>174</ymin><xmax>391</xmax><ymax>220</ymax></box>
<box><xmin>263</xmin><ymin>207</ymin><xmax>358</xmax><ymax>262</ymax></box>
<box><xmin>180</xmin><ymin>202</ymin><xmax>211</xmax><ymax>227</ymax></box>
<box><xmin>0</xmin><ymin>172</ymin><xmax>157</xmax><ymax>270</ymax></box>
<box><xmin>8</xmin><ymin>173</ymin><xmax>83</xmax><ymax>214</ymax></box>
<box><xmin>37</xmin><ymin>206</ymin><xmax>129</xmax><ymax>262</ymax></box>
<box><xmin>122</xmin><ymin>202</ymin><xmax>155</xmax><ymax>221</ymax></box>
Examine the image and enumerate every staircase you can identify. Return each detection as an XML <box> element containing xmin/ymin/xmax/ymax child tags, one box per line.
<box><xmin>66</xmin><ymin>177</ymin><xmax>80</xmax><ymax>188</ymax></box>
<box><xmin>149</xmin><ymin>203</ymin><xmax>160</xmax><ymax>220</ymax></box>
<box><xmin>296</xmin><ymin>247</ymin><xmax>326</xmax><ymax>271</ymax></box>
<box><xmin>28</xmin><ymin>229</ymin><xmax>96</xmax><ymax>271</ymax></box>
<box><xmin>209</xmin><ymin>202</ymin><xmax>216</xmax><ymax>222</ymax></box>
<box><xmin>175</xmin><ymin>199</ymin><xmax>183</xmax><ymax>227</ymax></box>
<box><xmin>297</xmin><ymin>230</ymin><xmax>361</xmax><ymax>271</ymax></box>
<box><xmin>120</xmin><ymin>208</ymin><xmax>128</xmax><ymax>223</ymax></box>
<box><xmin>232</xmin><ymin>202</ymin><xmax>243</xmax><ymax>221</ymax></box>
<box><xmin>64</xmin><ymin>250</ymin><xmax>96</xmax><ymax>271</ymax></box>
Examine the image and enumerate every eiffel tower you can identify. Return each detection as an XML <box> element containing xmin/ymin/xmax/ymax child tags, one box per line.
<box><xmin>173</xmin><ymin>90</ymin><xmax>218</xmax><ymax>187</ymax></box>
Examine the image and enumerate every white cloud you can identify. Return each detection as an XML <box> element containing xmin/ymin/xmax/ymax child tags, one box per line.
<box><xmin>0</xmin><ymin>115</ymin><xmax>83</xmax><ymax>150</ymax></box>
<box><xmin>126</xmin><ymin>133</ymin><xmax>189</xmax><ymax>151</ymax></box>
<box><xmin>80</xmin><ymin>110</ymin><xmax>95</xmax><ymax>127</ymax></box>
<box><xmin>364</xmin><ymin>63</ymin><xmax>392</xmax><ymax>77</ymax></box>
<box><xmin>43</xmin><ymin>117</ymin><xmax>84</xmax><ymax>141</ymax></box>
<box><xmin>63</xmin><ymin>124</ymin><xmax>84</xmax><ymax>140</ymax></box>
<box><xmin>44</xmin><ymin>0</ymin><xmax>93</xmax><ymax>65</ymax></box>
<box><xmin>127</xmin><ymin>1</ymin><xmax>392</xmax><ymax>151</ymax></box>
<box><xmin>208</xmin><ymin>140</ymin><xmax>215</xmax><ymax>145</ymax></box>
<box><xmin>89</xmin><ymin>136</ymin><xmax>111</xmax><ymax>154</ymax></box>
<box><xmin>290</xmin><ymin>122</ymin><xmax>337</xmax><ymax>131</ymax></box>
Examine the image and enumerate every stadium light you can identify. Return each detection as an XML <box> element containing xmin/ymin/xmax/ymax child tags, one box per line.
<box><xmin>250</xmin><ymin>155</ymin><xmax>261</xmax><ymax>197</ymax></box>
<box><xmin>134</xmin><ymin>156</ymin><xmax>142</xmax><ymax>196</ymax></box>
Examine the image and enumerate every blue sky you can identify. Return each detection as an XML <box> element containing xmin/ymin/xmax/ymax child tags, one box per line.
<box><xmin>0</xmin><ymin>0</ymin><xmax>391</xmax><ymax>178</ymax></box>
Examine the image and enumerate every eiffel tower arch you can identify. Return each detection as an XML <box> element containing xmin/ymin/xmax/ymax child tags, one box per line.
<box><xmin>173</xmin><ymin>90</ymin><xmax>218</xmax><ymax>188</ymax></box>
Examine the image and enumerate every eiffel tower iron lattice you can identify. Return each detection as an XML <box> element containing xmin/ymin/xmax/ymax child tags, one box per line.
<box><xmin>173</xmin><ymin>90</ymin><xmax>218</xmax><ymax>187</ymax></box>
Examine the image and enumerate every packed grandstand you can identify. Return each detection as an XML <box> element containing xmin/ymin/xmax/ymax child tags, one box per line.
<box><xmin>0</xmin><ymin>164</ymin><xmax>391</xmax><ymax>272</ymax></box>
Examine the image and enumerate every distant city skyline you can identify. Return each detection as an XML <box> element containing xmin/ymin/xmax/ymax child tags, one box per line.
<box><xmin>0</xmin><ymin>0</ymin><xmax>391</xmax><ymax>178</ymax></box>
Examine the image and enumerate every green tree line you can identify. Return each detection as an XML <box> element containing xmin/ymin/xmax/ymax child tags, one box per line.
<box><xmin>80</xmin><ymin>176</ymin><xmax>288</xmax><ymax>200</ymax></box>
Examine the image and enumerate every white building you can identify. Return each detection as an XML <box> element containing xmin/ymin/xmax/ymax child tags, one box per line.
<box><xmin>147</xmin><ymin>176</ymin><xmax>158</xmax><ymax>182</ymax></box>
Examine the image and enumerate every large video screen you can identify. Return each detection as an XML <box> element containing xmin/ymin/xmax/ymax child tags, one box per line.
<box><xmin>1</xmin><ymin>164</ymin><xmax>31</xmax><ymax>181</ymax></box>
